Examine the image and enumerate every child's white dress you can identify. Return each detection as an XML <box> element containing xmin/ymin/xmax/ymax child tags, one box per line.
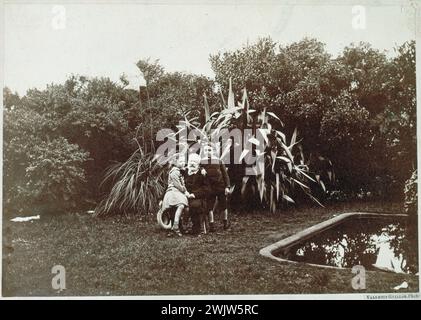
<box><xmin>161</xmin><ymin>167</ymin><xmax>188</xmax><ymax>211</ymax></box>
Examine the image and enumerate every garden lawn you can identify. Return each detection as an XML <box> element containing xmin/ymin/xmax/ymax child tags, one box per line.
<box><xmin>2</xmin><ymin>201</ymin><xmax>419</xmax><ymax>296</ymax></box>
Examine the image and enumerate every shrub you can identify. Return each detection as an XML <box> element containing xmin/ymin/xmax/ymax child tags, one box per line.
<box><xmin>95</xmin><ymin>148</ymin><xmax>167</xmax><ymax>216</ymax></box>
<box><xmin>210</xmin><ymin>87</ymin><xmax>329</xmax><ymax>211</ymax></box>
<box><xmin>319</xmin><ymin>93</ymin><xmax>372</xmax><ymax>192</ymax></box>
<box><xmin>12</xmin><ymin>77</ymin><xmax>140</xmax><ymax>201</ymax></box>
<box><xmin>4</xmin><ymin>137</ymin><xmax>89</xmax><ymax>214</ymax></box>
<box><xmin>210</xmin><ymin>38</ymin><xmax>416</xmax><ymax>200</ymax></box>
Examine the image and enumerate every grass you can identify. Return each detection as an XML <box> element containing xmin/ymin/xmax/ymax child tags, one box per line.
<box><xmin>2</xmin><ymin>200</ymin><xmax>419</xmax><ymax>296</ymax></box>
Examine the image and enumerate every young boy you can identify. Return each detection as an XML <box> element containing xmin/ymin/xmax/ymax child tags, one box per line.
<box><xmin>184</xmin><ymin>153</ymin><xmax>210</xmax><ymax>236</ymax></box>
<box><xmin>201</xmin><ymin>144</ymin><xmax>231</xmax><ymax>232</ymax></box>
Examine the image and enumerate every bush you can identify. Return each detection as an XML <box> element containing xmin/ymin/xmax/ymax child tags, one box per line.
<box><xmin>4</xmin><ymin>137</ymin><xmax>89</xmax><ymax>214</ymax></box>
<box><xmin>319</xmin><ymin>93</ymin><xmax>372</xmax><ymax>192</ymax></box>
<box><xmin>210</xmin><ymin>38</ymin><xmax>416</xmax><ymax>199</ymax></box>
<box><xmin>95</xmin><ymin>148</ymin><xmax>167</xmax><ymax>216</ymax></box>
<box><xmin>4</xmin><ymin>71</ymin><xmax>215</xmax><ymax>214</ymax></box>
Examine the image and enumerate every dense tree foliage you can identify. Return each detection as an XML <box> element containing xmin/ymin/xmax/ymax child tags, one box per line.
<box><xmin>210</xmin><ymin>38</ymin><xmax>416</xmax><ymax>199</ymax></box>
<box><xmin>3</xmin><ymin>37</ymin><xmax>416</xmax><ymax>214</ymax></box>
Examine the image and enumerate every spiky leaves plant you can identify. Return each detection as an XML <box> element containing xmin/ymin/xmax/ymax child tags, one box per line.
<box><xmin>191</xmin><ymin>79</ymin><xmax>331</xmax><ymax>212</ymax></box>
<box><xmin>95</xmin><ymin>146</ymin><xmax>167</xmax><ymax>216</ymax></box>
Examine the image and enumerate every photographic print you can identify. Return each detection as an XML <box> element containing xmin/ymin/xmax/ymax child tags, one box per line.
<box><xmin>1</xmin><ymin>0</ymin><xmax>420</xmax><ymax>300</ymax></box>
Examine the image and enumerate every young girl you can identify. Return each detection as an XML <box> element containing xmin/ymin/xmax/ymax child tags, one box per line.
<box><xmin>161</xmin><ymin>155</ymin><xmax>190</xmax><ymax>236</ymax></box>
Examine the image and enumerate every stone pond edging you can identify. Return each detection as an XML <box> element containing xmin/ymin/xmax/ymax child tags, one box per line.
<box><xmin>259</xmin><ymin>212</ymin><xmax>409</xmax><ymax>271</ymax></box>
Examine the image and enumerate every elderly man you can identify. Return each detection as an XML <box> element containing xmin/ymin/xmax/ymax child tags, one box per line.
<box><xmin>184</xmin><ymin>153</ymin><xmax>210</xmax><ymax>236</ymax></box>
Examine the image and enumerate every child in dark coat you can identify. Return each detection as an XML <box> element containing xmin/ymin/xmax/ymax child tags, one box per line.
<box><xmin>201</xmin><ymin>144</ymin><xmax>231</xmax><ymax>232</ymax></box>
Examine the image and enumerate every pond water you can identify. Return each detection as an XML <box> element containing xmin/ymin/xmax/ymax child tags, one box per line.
<box><xmin>277</xmin><ymin>216</ymin><xmax>418</xmax><ymax>274</ymax></box>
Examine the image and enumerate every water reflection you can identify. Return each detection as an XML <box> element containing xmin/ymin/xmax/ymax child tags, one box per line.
<box><xmin>279</xmin><ymin>217</ymin><xmax>418</xmax><ymax>274</ymax></box>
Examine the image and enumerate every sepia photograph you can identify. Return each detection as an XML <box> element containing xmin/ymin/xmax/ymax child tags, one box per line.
<box><xmin>1</xmin><ymin>0</ymin><xmax>420</xmax><ymax>299</ymax></box>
